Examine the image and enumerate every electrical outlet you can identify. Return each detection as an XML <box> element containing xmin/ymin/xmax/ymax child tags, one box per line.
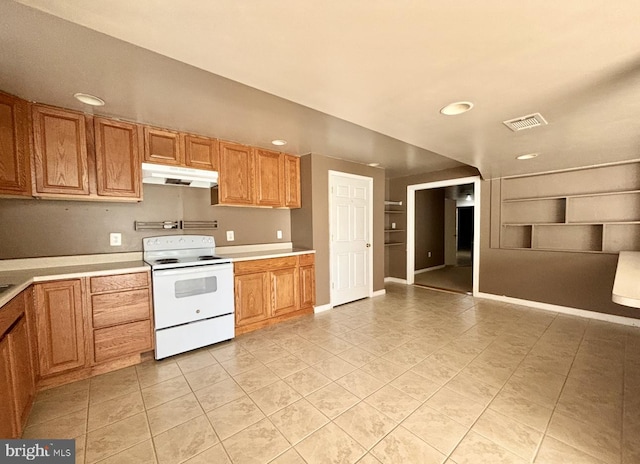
<box><xmin>109</xmin><ymin>233</ymin><xmax>122</xmax><ymax>247</ymax></box>
<box><xmin>391</xmin><ymin>222</ymin><xmax>396</xmax><ymax>229</ymax></box>
<box><xmin>226</xmin><ymin>230</ymin><xmax>235</xmax><ymax>241</ymax></box>
<box><xmin>277</xmin><ymin>230</ymin><xmax>283</xmax><ymax>239</ymax></box>
<box><xmin>428</xmin><ymin>251</ymin><xmax>432</xmax><ymax>258</ymax></box>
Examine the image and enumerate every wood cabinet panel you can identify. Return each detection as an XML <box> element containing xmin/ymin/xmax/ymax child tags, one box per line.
<box><xmin>0</xmin><ymin>337</ymin><xmax>17</xmax><ymax>438</ymax></box>
<box><xmin>94</xmin><ymin>117</ymin><xmax>142</xmax><ymax>199</ymax></box>
<box><xmin>0</xmin><ymin>92</ymin><xmax>30</xmax><ymax>196</ymax></box>
<box><xmin>89</xmin><ymin>271</ymin><xmax>149</xmax><ymax>293</ymax></box>
<box><xmin>284</xmin><ymin>154</ymin><xmax>301</xmax><ymax>208</ymax></box>
<box><xmin>144</xmin><ymin>127</ymin><xmax>182</xmax><ymax>165</ymax></box>
<box><xmin>299</xmin><ymin>264</ymin><xmax>316</xmax><ymax>310</ymax></box>
<box><xmin>34</xmin><ymin>280</ymin><xmax>85</xmax><ymax>377</ymax></box>
<box><xmin>93</xmin><ymin>319</ymin><xmax>152</xmax><ymax>363</ymax></box>
<box><xmin>91</xmin><ymin>289</ymin><xmax>151</xmax><ymax>329</ymax></box>
<box><xmin>255</xmin><ymin>149</ymin><xmax>283</xmax><ymax>207</ymax></box>
<box><xmin>32</xmin><ymin>105</ymin><xmax>89</xmax><ymax>195</ymax></box>
<box><xmin>8</xmin><ymin>315</ymin><xmax>35</xmax><ymax>431</ymax></box>
<box><xmin>271</xmin><ymin>267</ymin><xmax>298</xmax><ymax>316</ymax></box>
<box><xmin>235</xmin><ymin>272</ymin><xmax>270</xmax><ymax>326</ymax></box>
<box><xmin>298</xmin><ymin>253</ymin><xmax>315</xmax><ymax>267</ymax></box>
<box><xmin>218</xmin><ymin>141</ymin><xmax>254</xmax><ymax>205</ymax></box>
<box><xmin>234</xmin><ymin>256</ymin><xmax>298</xmax><ymax>275</ymax></box>
<box><xmin>184</xmin><ymin>134</ymin><xmax>218</xmax><ymax>171</ymax></box>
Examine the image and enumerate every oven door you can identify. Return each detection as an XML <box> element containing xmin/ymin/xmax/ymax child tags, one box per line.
<box><xmin>152</xmin><ymin>263</ymin><xmax>234</xmax><ymax>330</ymax></box>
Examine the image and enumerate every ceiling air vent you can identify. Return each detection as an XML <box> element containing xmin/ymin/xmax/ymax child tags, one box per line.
<box><xmin>503</xmin><ymin>113</ymin><xmax>548</xmax><ymax>132</ymax></box>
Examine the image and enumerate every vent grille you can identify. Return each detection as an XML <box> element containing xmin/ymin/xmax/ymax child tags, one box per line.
<box><xmin>503</xmin><ymin>113</ymin><xmax>548</xmax><ymax>132</ymax></box>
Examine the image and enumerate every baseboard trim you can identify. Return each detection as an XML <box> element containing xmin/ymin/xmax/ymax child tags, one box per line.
<box><xmin>384</xmin><ymin>277</ymin><xmax>407</xmax><ymax>284</ymax></box>
<box><xmin>314</xmin><ymin>303</ymin><xmax>332</xmax><ymax>314</ymax></box>
<box><xmin>372</xmin><ymin>289</ymin><xmax>386</xmax><ymax>297</ymax></box>
<box><xmin>476</xmin><ymin>292</ymin><xmax>640</xmax><ymax>327</ymax></box>
<box><xmin>415</xmin><ymin>265</ymin><xmax>446</xmax><ymax>274</ymax></box>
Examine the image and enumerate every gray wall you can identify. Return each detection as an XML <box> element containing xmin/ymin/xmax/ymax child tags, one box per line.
<box><xmin>415</xmin><ymin>188</ymin><xmax>445</xmax><ymax>270</ymax></box>
<box><xmin>0</xmin><ymin>184</ymin><xmax>291</xmax><ymax>258</ymax></box>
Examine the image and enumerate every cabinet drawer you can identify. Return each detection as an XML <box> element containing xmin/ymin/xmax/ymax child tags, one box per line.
<box><xmin>90</xmin><ymin>272</ymin><xmax>149</xmax><ymax>293</ymax></box>
<box><xmin>93</xmin><ymin>320</ymin><xmax>152</xmax><ymax>363</ymax></box>
<box><xmin>91</xmin><ymin>289</ymin><xmax>151</xmax><ymax>328</ymax></box>
<box><xmin>234</xmin><ymin>256</ymin><xmax>297</xmax><ymax>275</ymax></box>
<box><xmin>298</xmin><ymin>253</ymin><xmax>315</xmax><ymax>266</ymax></box>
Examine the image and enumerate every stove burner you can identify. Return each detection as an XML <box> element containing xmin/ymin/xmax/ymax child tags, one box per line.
<box><xmin>155</xmin><ymin>258</ymin><xmax>179</xmax><ymax>265</ymax></box>
<box><xmin>198</xmin><ymin>255</ymin><xmax>217</xmax><ymax>261</ymax></box>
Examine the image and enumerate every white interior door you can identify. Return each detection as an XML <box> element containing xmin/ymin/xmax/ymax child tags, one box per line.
<box><xmin>444</xmin><ymin>198</ymin><xmax>457</xmax><ymax>266</ymax></box>
<box><xmin>330</xmin><ymin>171</ymin><xmax>372</xmax><ymax>306</ymax></box>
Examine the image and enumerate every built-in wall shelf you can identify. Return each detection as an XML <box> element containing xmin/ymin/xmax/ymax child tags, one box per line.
<box><xmin>384</xmin><ymin>242</ymin><xmax>404</xmax><ymax>247</ymax></box>
<box><xmin>385</xmin><ymin>199</ymin><xmax>405</xmax><ymax>247</ymax></box>
<box><xmin>384</xmin><ymin>210</ymin><xmax>404</xmax><ymax>214</ymax></box>
<box><xmin>493</xmin><ymin>160</ymin><xmax>640</xmax><ymax>254</ymax></box>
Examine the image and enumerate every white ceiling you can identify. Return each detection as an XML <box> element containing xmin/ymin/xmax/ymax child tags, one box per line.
<box><xmin>7</xmin><ymin>1</ymin><xmax>640</xmax><ymax>179</ymax></box>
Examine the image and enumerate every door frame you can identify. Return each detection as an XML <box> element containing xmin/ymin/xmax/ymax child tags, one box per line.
<box><xmin>406</xmin><ymin>176</ymin><xmax>481</xmax><ymax>295</ymax></box>
<box><xmin>328</xmin><ymin>170</ymin><xmax>374</xmax><ymax>306</ymax></box>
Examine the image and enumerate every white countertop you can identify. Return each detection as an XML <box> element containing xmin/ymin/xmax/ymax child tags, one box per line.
<box><xmin>221</xmin><ymin>248</ymin><xmax>315</xmax><ymax>262</ymax></box>
<box><xmin>612</xmin><ymin>251</ymin><xmax>640</xmax><ymax>308</ymax></box>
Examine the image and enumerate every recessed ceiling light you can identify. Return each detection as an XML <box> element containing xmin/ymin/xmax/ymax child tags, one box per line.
<box><xmin>271</xmin><ymin>139</ymin><xmax>287</xmax><ymax>146</ymax></box>
<box><xmin>440</xmin><ymin>101</ymin><xmax>473</xmax><ymax>116</ymax></box>
<box><xmin>367</xmin><ymin>162</ymin><xmax>380</xmax><ymax>167</ymax></box>
<box><xmin>516</xmin><ymin>153</ymin><xmax>539</xmax><ymax>160</ymax></box>
<box><xmin>73</xmin><ymin>93</ymin><xmax>105</xmax><ymax>106</ymax></box>
<box><xmin>465</xmin><ymin>194</ymin><xmax>472</xmax><ymax>201</ymax></box>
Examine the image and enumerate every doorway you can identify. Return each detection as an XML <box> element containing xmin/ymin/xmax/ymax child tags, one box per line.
<box><xmin>406</xmin><ymin>176</ymin><xmax>481</xmax><ymax>295</ymax></box>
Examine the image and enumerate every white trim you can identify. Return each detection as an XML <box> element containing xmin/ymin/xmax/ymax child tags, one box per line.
<box><xmin>328</xmin><ymin>170</ymin><xmax>374</xmax><ymax>307</ymax></box>
<box><xmin>495</xmin><ymin>157</ymin><xmax>640</xmax><ymax>181</ymax></box>
<box><xmin>406</xmin><ymin>176</ymin><xmax>481</xmax><ymax>296</ymax></box>
<box><xmin>384</xmin><ymin>277</ymin><xmax>407</xmax><ymax>284</ymax></box>
<box><xmin>372</xmin><ymin>289</ymin><xmax>386</xmax><ymax>297</ymax></box>
<box><xmin>314</xmin><ymin>303</ymin><xmax>332</xmax><ymax>313</ymax></box>
<box><xmin>476</xmin><ymin>292</ymin><xmax>640</xmax><ymax>327</ymax></box>
<box><xmin>415</xmin><ymin>265</ymin><xmax>446</xmax><ymax>274</ymax></box>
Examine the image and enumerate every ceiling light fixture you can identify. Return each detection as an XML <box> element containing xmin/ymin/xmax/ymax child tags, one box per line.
<box><xmin>516</xmin><ymin>153</ymin><xmax>539</xmax><ymax>160</ymax></box>
<box><xmin>73</xmin><ymin>92</ymin><xmax>105</xmax><ymax>106</ymax></box>
<box><xmin>367</xmin><ymin>162</ymin><xmax>380</xmax><ymax>167</ymax></box>
<box><xmin>440</xmin><ymin>101</ymin><xmax>473</xmax><ymax>116</ymax></box>
<box><xmin>271</xmin><ymin>139</ymin><xmax>287</xmax><ymax>146</ymax></box>
<box><xmin>465</xmin><ymin>194</ymin><xmax>472</xmax><ymax>201</ymax></box>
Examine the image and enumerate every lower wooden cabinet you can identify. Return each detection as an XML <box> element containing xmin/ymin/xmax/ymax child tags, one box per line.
<box><xmin>7</xmin><ymin>315</ymin><xmax>36</xmax><ymax>432</ymax></box>
<box><xmin>235</xmin><ymin>272</ymin><xmax>270</xmax><ymax>326</ymax></box>
<box><xmin>271</xmin><ymin>267</ymin><xmax>298</xmax><ymax>316</ymax></box>
<box><xmin>0</xmin><ymin>337</ymin><xmax>17</xmax><ymax>438</ymax></box>
<box><xmin>299</xmin><ymin>254</ymin><xmax>316</xmax><ymax>310</ymax></box>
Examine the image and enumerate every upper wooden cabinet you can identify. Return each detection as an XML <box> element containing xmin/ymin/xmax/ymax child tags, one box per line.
<box><xmin>255</xmin><ymin>148</ymin><xmax>284</xmax><ymax>207</ymax></box>
<box><xmin>284</xmin><ymin>154</ymin><xmax>301</xmax><ymax>208</ymax></box>
<box><xmin>94</xmin><ymin>117</ymin><xmax>142</xmax><ymax>199</ymax></box>
<box><xmin>144</xmin><ymin>126</ymin><xmax>183</xmax><ymax>166</ymax></box>
<box><xmin>217</xmin><ymin>141</ymin><xmax>255</xmax><ymax>205</ymax></box>
<box><xmin>184</xmin><ymin>134</ymin><xmax>219</xmax><ymax>171</ymax></box>
<box><xmin>0</xmin><ymin>92</ymin><xmax>30</xmax><ymax>197</ymax></box>
<box><xmin>32</xmin><ymin>105</ymin><xmax>89</xmax><ymax>196</ymax></box>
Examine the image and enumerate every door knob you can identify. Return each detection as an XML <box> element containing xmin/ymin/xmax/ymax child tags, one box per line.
<box><xmin>366</xmin><ymin>243</ymin><xmax>371</xmax><ymax>248</ymax></box>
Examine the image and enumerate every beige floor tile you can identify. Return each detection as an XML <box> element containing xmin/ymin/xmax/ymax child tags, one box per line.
<box><xmin>209</xmin><ymin>341</ymin><xmax>248</xmax><ymax>363</ymax></box>
<box><xmin>450</xmin><ymin>431</ymin><xmax>527</xmax><ymax>464</ymax></box>
<box><xmin>306</xmin><ymin>382</ymin><xmax>360</xmax><ymax>419</ymax></box>
<box><xmin>222</xmin><ymin>418</ymin><xmax>291</xmax><ymax>464</ymax></box>
<box><xmin>429</xmin><ymin>347</ymin><xmax>477</xmax><ymax>371</ymax></box>
<box><xmin>269</xmin><ymin>398</ymin><xmax>329</xmax><ymax>444</ymax></box>
<box><xmin>294</xmin><ymin>344</ymin><xmax>334</xmax><ymax>364</ymax></box>
<box><xmin>488</xmin><ymin>389</ymin><xmax>553</xmax><ymax>432</ymax></box>
<box><xmin>334</xmin><ymin>402</ymin><xmax>396</xmax><ymax>450</ymax></box>
<box><xmin>135</xmin><ymin>360</ymin><xmax>182</xmax><ymax>389</ymax></box>
<box><xmin>147</xmin><ymin>392</ymin><xmax>204</xmax><ymax>436</ymax></box>
<box><xmin>371</xmin><ymin>426</ymin><xmax>445</xmax><ymax>464</ymax></box>
<box><xmin>184</xmin><ymin>363</ymin><xmax>230</xmax><ymax>391</ymax></box>
<box><xmin>472</xmin><ymin>409</ymin><xmax>542</xmax><ymax>461</ymax></box>
<box><xmin>276</xmin><ymin>335</ymin><xmax>316</xmax><ymax>352</ymax></box>
<box><xmin>402</xmin><ymin>404</ymin><xmax>468</xmax><ymax>455</ymax></box>
<box><xmin>364</xmin><ymin>385</ymin><xmax>421</xmax><ymax>423</ymax></box>
<box><xmin>283</xmin><ymin>367</ymin><xmax>332</xmax><ymax>396</ymax></box>
<box><xmin>249</xmin><ymin>380</ymin><xmax>302</xmax><ymax>415</ymax></box>
<box><xmin>36</xmin><ymin>379</ymin><xmax>90</xmax><ymax>402</ymax></box>
<box><xmin>381</xmin><ymin>346</ymin><xmax>427</xmax><ymax>369</ymax></box>
<box><xmin>357</xmin><ymin>454</ymin><xmax>382</xmax><ymax>463</ymax></box>
<box><xmin>445</xmin><ymin>371</ymin><xmax>499</xmax><ymax>406</ymax></box>
<box><xmin>75</xmin><ymin>435</ymin><xmax>86</xmax><ymax>464</ymax></box>
<box><xmin>338</xmin><ymin>346</ymin><xmax>379</xmax><ymax>367</ymax></box>
<box><xmin>141</xmin><ymin>375</ymin><xmax>191</xmax><ymax>409</ymax></box>
<box><xmin>95</xmin><ymin>439</ymin><xmax>156</xmax><ymax>464</ymax></box>
<box><xmin>251</xmin><ymin>344</ymin><xmax>290</xmax><ymax>364</ymax></box>
<box><xmin>313</xmin><ymin>356</ymin><xmax>358</xmax><ymax>380</ymax></box>
<box><xmin>267</xmin><ymin>354</ymin><xmax>310</xmax><ymax>378</ymax></box>
<box><xmin>390</xmin><ymin>370</ymin><xmax>440</xmax><ymax>402</ymax></box>
<box><xmin>335</xmin><ymin>369</ymin><xmax>385</xmax><ymax>399</ymax></box>
<box><xmin>411</xmin><ymin>357</ymin><xmax>460</xmax><ymax>385</ymax></box>
<box><xmin>27</xmin><ymin>389</ymin><xmax>89</xmax><ymax>426</ymax></box>
<box><xmin>270</xmin><ymin>448</ymin><xmax>306</xmax><ymax>464</ymax></box>
<box><xmin>87</xmin><ymin>390</ymin><xmax>144</xmax><ymax>432</ymax></box>
<box><xmin>296</xmin><ymin>422</ymin><xmax>366</xmax><ymax>464</ymax></box>
<box><xmin>207</xmin><ymin>395</ymin><xmax>265</xmax><ymax>440</ymax></box>
<box><xmin>359</xmin><ymin>358</ymin><xmax>406</xmax><ymax>383</ymax></box>
<box><xmin>318</xmin><ymin>336</ymin><xmax>354</xmax><ymax>355</ymax></box>
<box><xmin>220</xmin><ymin>351</ymin><xmax>264</xmax><ymax>375</ymax></box>
<box><xmin>175</xmin><ymin>349</ymin><xmax>218</xmax><ymax>374</ymax></box>
<box><xmin>153</xmin><ymin>415</ymin><xmax>218</xmax><ymax>464</ymax></box>
<box><xmin>426</xmin><ymin>387</ymin><xmax>485</xmax><ymax>427</ymax></box>
<box><xmin>233</xmin><ymin>365</ymin><xmax>280</xmax><ymax>393</ymax></box>
<box><xmin>89</xmin><ymin>367</ymin><xmax>140</xmax><ymax>406</ymax></box>
<box><xmin>85</xmin><ymin>412</ymin><xmax>150</xmax><ymax>463</ymax></box>
<box><xmin>183</xmin><ymin>443</ymin><xmax>231</xmax><ymax>464</ymax></box>
<box><xmin>535</xmin><ymin>436</ymin><xmax>608</xmax><ymax>464</ymax></box>
<box><xmin>22</xmin><ymin>408</ymin><xmax>88</xmax><ymax>439</ymax></box>
<box><xmin>194</xmin><ymin>378</ymin><xmax>246</xmax><ymax>412</ymax></box>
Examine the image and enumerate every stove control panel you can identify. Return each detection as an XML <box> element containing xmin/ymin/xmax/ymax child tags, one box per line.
<box><xmin>143</xmin><ymin>235</ymin><xmax>215</xmax><ymax>251</ymax></box>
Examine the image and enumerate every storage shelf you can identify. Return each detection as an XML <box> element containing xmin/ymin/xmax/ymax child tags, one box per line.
<box><xmin>384</xmin><ymin>210</ymin><xmax>403</xmax><ymax>214</ymax></box>
<box><xmin>384</xmin><ymin>229</ymin><xmax>405</xmax><ymax>232</ymax></box>
<box><xmin>384</xmin><ymin>242</ymin><xmax>404</xmax><ymax>247</ymax></box>
<box><xmin>502</xmin><ymin>189</ymin><xmax>640</xmax><ymax>203</ymax></box>
<box><xmin>384</xmin><ymin>200</ymin><xmax>403</xmax><ymax>206</ymax></box>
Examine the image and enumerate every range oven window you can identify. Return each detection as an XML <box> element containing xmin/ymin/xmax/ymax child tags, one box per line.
<box><xmin>174</xmin><ymin>276</ymin><xmax>218</xmax><ymax>298</ymax></box>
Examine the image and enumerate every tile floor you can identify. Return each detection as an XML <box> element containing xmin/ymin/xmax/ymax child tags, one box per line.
<box><xmin>22</xmin><ymin>284</ymin><xmax>640</xmax><ymax>464</ymax></box>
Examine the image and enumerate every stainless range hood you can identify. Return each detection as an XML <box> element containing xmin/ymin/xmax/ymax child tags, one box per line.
<box><xmin>142</xmin><ymin>163</ymin><xmax>218</xmax><ymax>188</ymax></box>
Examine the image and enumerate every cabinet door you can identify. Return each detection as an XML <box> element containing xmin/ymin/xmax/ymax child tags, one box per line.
<box><xmin>144</xmin><ymin>127</ymin><xmax>183</xmax><ymax>165</ymax></box>
<box><xmin>299</xmin><ymin>265</ymin><xmax>316</xmax><ymax>310</ymax></box>
<box><xmin>0</xmin><ymin>336</ymin><xmax>17</xmax><ymax>438</ymax></box>
<box><xmin>255</xmin><ymin>149</ymin><xmax>283</xmax><ymax>207</ymax></box>
<box><xmin>8</xmin><ymin>315</ymin><xmax>35</xmax><ymax>433</ymax></box>
<box><xmin>271</xmin><ymin>267</ymin><xmax>298</xmax><ymax>317</ymax></box>
<box><xmin>32</xmin><ymin>105</ymin><xmax>89</xmax><ymax>195</ymax></box>
<box><xmin>284</xmin><ymin>154</ymin><xmax>301</xmax><ymax>208</ymax></box>
<box><xmin>235</xmin><ymin>272</ymin><xmax>269</xmax><ymax>326</ymax></box>
<box><xmin>94</xmin><ymin>117</ymin><xmax>142</xmax><ymax>199</ymax></box>
<box><xmin>218</xmin><ymin>141</ymin><xmax>254</xmax><ymax>205</ymax></box>
<box><xmin>0</xmin><ymin>92</ymin><xmax>30</xmax><ymax>196</ymax></box>
<box><xmin>184</xmin><ymin>134</ymin><xmax>219</xmax><ymax>171</ymax></box>
<box><xmin>35</xmin><ymin>280</ymin><xmax>86</xmax><ymax>377</ymax></box>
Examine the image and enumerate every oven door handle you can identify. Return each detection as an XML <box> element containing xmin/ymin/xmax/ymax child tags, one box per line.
<box><xmin>153</xmin><ymin>264</ymin><xmax>232</xmax><ymax>277</ymax></box>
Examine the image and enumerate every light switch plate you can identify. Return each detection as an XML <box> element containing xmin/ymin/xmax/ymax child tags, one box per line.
<box><xmin>277</xmin><ymin>230</ymin><xmax>283</xmax><ymax>239</ymax></box>
<box><xmin>226</xmin><ymin>230</ymin><xmax>235</xmax><ymax>241</ymax></box>
<box><xmin>109</xmin><ymin>233</ymin><xmax>122</xmax><ymax>246</ymax></box>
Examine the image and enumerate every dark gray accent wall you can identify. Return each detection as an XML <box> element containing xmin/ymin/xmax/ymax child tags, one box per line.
<box><xmin>415</xmin><ymin>189</ymin><xmax>445</xmax><ymax>270</ymax></box>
